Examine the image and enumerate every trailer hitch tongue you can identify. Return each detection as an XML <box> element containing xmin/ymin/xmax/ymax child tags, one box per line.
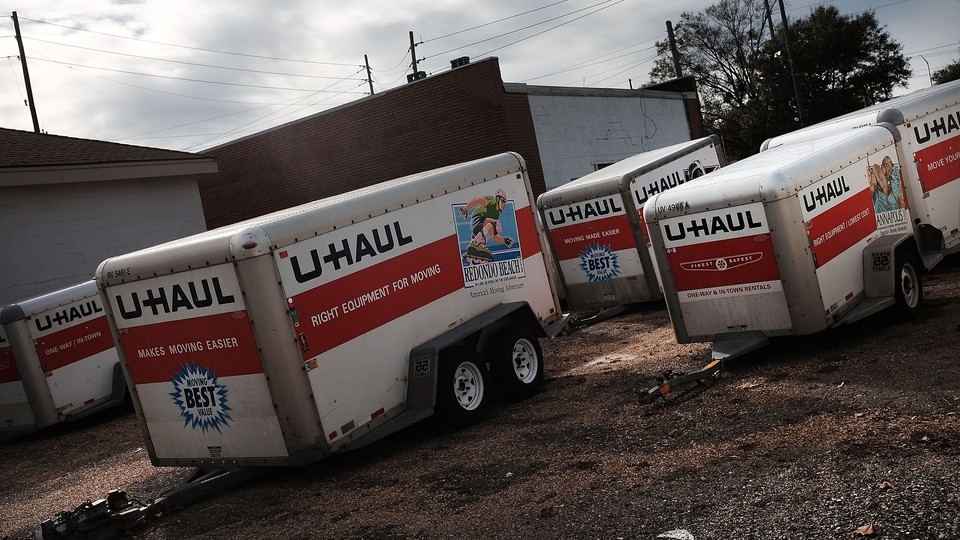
<box><xmin>638</xmin><ymin>359</ymin><xmax>723</xmax><ymax>404</ymax></box>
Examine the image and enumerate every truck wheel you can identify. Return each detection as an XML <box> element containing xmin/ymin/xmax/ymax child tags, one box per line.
<box><xmin>437</xmin><ymin>346</ymin><xmax>489</xmax><ymax>427</ymax></box>
<box><xmin>490</xmin><ymin>326</ymin><xmax>544</xmax><ymax>400</ymax></box>
<box><xmin>894</xmin><ymin>250</ymin><xmax>923</xmax><ymax>319</ymax></box>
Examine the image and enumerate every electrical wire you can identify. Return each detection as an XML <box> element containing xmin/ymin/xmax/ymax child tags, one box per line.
<box><xmin>23</xmin><ymin>46</ymin><xmax>289</xmax><ymax>105</ymax></box>
<box><xmin>424</xmin><ymin>0</ymin><xmax>570</xmax><ymax>42</ymax></box>
<box><xmin>426</xmin><ymin>0</ymin><xmax>619</xmax><ymax>60</ymax></box>
<box><xmin>182</xmin><ymin>68</ymin><xmax>365</xmax><ymax>151</ymax></box>
<box><xmin>473</xmin><ymin>0</ymin><xmax>624</xmax><ymax>58</ymax></box>
<box><xmin>28</xmin><ymin>56</ymin><xmax>365</xmax><ymax>93</ymax></box>
<box><xmin>18</xmin><ymin>15</ymin><xmax>358</xmax><ymax>67</ymax></box>
<box><xmin>26</xmin><ymin>37</ymin><xmax>364</xmax><ymax>80</ymax></box>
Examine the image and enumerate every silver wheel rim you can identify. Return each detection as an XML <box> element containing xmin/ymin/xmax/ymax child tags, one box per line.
<box><xmin>452</xmin><ymin>361</ymin><xmax>484</xmax><ymax>411</ymax></box>
<box><xmin>900</xmin><ymin>263</ymin><xmax>919</xmax><ymax>308</ymax></box>
<box><xmin>511</xmin><ymin>338</ymin><xmax>539</xmax><ymax>384</ymax></box>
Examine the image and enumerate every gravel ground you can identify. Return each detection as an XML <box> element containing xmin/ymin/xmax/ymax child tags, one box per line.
<box><xmin>2</xmin><ymin>254</ymin><xmax>959</xmax><ymax>540</ymax></box>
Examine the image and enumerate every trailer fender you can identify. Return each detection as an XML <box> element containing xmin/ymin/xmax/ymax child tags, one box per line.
<box><xmin>863</xmin><ymin>232</ymin><xmax>916</xmax><ymax>300</ymax></box>
<box><xmin>406</xmin><ymin>302</ymin><xmax>536</xmax><ymax>411</ymax></box>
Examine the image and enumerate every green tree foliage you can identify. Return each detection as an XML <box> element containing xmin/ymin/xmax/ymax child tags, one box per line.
<box><xmin>651</xmin><ymin>2</ymin><xmax>910</xmax><ymax>160</ymax></box>
<box><xmin>932</xmin><ymin>59</ymin><xmax>960</xmax><ymax>85</ymax></box>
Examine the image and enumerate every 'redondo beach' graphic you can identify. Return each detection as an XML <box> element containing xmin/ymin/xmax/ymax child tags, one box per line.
<box><xmin>454</xmin><ymin>188</ymin><xmax>526</xmax><ymax>288</ymax></box>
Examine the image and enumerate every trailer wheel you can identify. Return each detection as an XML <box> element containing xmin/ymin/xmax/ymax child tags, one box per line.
<box><xmin>490</xmin><ymin>325</ymin><xmax>544</xmax><ymax>400</ymax></box>
<box><xmin>894</xmin><ymin>250</ymin><xmax>923</xmax><ymax>319</ymax></box>
<box><xmin>437</xmin><ymin>346</ymin><xmax>489</xmax><ymax>427</ymax></box>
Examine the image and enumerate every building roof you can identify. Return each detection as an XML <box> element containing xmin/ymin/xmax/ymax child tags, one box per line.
<box><xmin>0</xmin><ymin>127</ymin><xmax>213</xmax><ymax>168</ymax></box>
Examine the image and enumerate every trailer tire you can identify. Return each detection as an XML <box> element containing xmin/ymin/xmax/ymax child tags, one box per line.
<box><xmin>894</xmin><ymin>250</ymin><xmax>923</xmax><ymax>319</ymax></box>
<box><xmin>437</xmin><ymin>346</ymin><xmax>490</xmax><ymax>427</ymax></box>
<box><xmin>490</xmin><ymin>326</ymin><xmax>544</xmax><ymax>400</ymax></box>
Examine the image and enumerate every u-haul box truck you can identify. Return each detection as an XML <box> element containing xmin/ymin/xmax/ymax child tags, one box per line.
<box><xmin>0</xmin><ymin>280</ymin><xmax>126</xmax><ymax>436</ymax></box>
<box><xmin>645</xmin><ymin>124</ymin><xmax>932</xmax><ymax>359</ymax></box>
<box><xmin>96</xmin><ymin>152</ymin><xmax>566</xmax><ymax>468</ymax></box>
<box><xmin>762</xmin><ymin>79</ymin><xmax>960</xmax><ymax>262</ymax></box>
<box><xmin>536</xmin><ymin>136</ymin><xmax>725</xmax><ymax>311</ymax></box>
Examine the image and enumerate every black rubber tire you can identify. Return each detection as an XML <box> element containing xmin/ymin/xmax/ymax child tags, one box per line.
<box><xmin>489</xmin><ymin>325</ymin><xmax>544</xmax><ymax>401</ymax></box>
<box><xmin>893</xmin><ymin>249</ymin><xmax>923</xmax><ymax>319</ymax></box>
<box><xmin>436</xmin><ymin>346</ymin><xmax>490</xmax><ymax>427</ymax></box>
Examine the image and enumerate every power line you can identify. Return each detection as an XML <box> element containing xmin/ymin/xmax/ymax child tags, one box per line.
<box><xmin>424</xmin><ymin>0</ymin><xmax>570</xmax><ymax>42</ymax></box>
<box><xmin>18</xmin><ymin>15</ymin><xmax>361</xmax><ymax>67</ymax></box>
<box><xmin>426</xmin><ymin>0</ymin><xmax>619</xmax><ymax>60</ymax></box>
<box><xmin>23</xmin><ymin>46</ymin><xmax>290</xmax><ymax>105</ymax></box>
<box><xmin>28</xmin><ymin>55</ymin><xmax>366</xmax><ymax>93</ymax></box>
<box><xmin>26</xmin><ymin>37</ymin><xmax>364</xmax><ymax>80</ymax></box>
<box><xmin>182</xmin><ymin>69</ymin><xmax>365</xmax><ymax>151</ymax></box>
<box><xmin>523</xmin><ymin>40</ymin><xmax>659</xmax><ymax>83</ymax></box>
<box><xmin>473</xmin><ymin>0</ymin><xmax>624</xmax><ymax>59</ymax></box>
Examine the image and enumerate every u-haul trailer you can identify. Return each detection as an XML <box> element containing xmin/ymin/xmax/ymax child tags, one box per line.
<box><xmin>761</xmin><ymin>79</ymin><xmax>960</xmax><ymax>263</ymax></box>
<box><xmin>644</xmin><ymin>124</ymin><xmax>934</xmax><ymax>360</ymax></box>
<box><xmin>536</xmin><ymin>136</ymin><xmax>725</xmax><ymax>311</ymax></box>
<box><xmin>0</xmin><ymin>280</ymin><xmax>126</xmax><ymax>436</ymax></box>
<box><xmin>96</xmin><ymin>152</ymin><xmax>566</xmax><ymax>468</ymax></box>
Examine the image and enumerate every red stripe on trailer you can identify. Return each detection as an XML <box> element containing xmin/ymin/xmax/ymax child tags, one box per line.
<box><xmin>371</xmin><ymin>407</ymin><xmax>385</xmax><ymax>419</ymax></box>
<box><xmin>0</xmin><ymin>346</ymin><xmax>18</xmax><ymax>384</ymax></box>
<box><xmin>806</xmin><ymin>188</ymin><xmax>877</xmax><ymax>268</ymax></box>
<box><xmin>668</xmin><ymin>233</ymin><xmax>781</xmax><ymax>292</ymax></box>
<box><xmin>120</xmin><ymin>310</ymin><xmax>263</xmax><ymax>384</ymax></box>
<box><xmin>33</xmin><ymin>315</ymin><xmax>115</xmax><ymax>372</ymax></box>
<box><xmin>914</xmin><ymin>134</ymin><xmax>960</xmax><ymax>193</ymax></box>
<box><xmin>547</xmin><ymin>213</ymin><xmax>635</xmax><ymax>260</ymax></box>
<box><xmin>516</xmin><ymin>204</ymin><xmax>541</xmax><ymax>257</ymax></box>
<box><xmin>290</xmin><ymin>235</ymin><xmax>464</xmax><ymax>358</ymax></box>
<box><xmin>290</xmin><ymin>205</ymin><xmax>540</xmax><ymax>359</ymax></box>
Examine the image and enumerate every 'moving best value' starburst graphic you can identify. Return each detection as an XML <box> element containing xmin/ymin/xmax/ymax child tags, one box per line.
<box><xmin>578</xmin><ymin>243</ymin><xmax>621</xmax><ymax>282</ymax></box>
<box><xmin>170</xmin><ymin>362</ymin><xmax>232</xmax><ymax>433</ymax></box>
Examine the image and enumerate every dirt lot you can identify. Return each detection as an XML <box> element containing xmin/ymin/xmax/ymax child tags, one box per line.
<box><xmin>3</xmin><ymin>254</ymin><xmax>959</xmax><ymax>540</ymax></box>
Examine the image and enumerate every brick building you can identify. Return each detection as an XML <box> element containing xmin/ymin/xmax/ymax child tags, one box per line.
<box><xmin>202</xmin><ymin>57</ymin><xmax>704</xmax><ymax>229</ymax></box>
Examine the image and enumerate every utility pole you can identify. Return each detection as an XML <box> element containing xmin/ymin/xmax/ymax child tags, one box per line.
<box><xmin>777</xmin><ymin>0</ymin><xmax>805</xmax><ymax>126</ymax></box>
<box><xmin>364</xmin><ymin>55</ymin><xmax>374</xmax><ymax>95</ymax></box>
<box><xmin>763</xmin><ymin>0</ymin><xmax>776</xmax><ymax>40</ymax></box>
<box><xmin>666</xmin><ymin>21</ymin><xmax>683</xmax><ymax>78</ymax></box>
<box><xmin>409</xmin><ymin>31</ymin><xmax>419</xmax><ymax>74</ymax></box>
<box><xmin>12</xmin><ymin>11</ymin><xmax>40</xmax><ymax>133</ymax></box>
<box><xmin>920</xmin><ymin>55</ymin><xmax>932</xmax><ymax>87</ymax></box>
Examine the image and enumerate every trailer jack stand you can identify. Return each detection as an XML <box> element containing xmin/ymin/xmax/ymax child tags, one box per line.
<box><xmin>638</xmin><ymin>359</ymin><xmax>723</xmax><ymax>404</ymax></box>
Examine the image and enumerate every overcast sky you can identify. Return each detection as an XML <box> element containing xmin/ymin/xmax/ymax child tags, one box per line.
<box><xmin>1</xmin><ymin>0</ymin><xmax>957</xmax><ymax>153</ymax></box>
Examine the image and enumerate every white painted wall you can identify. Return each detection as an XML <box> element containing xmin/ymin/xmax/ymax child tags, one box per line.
<box><xmin>0</xmin><ymin>176</ymin><xmax>206</xmax><ymax>305</ymax></box>
<box><xmin>528</xmin><ymin>94</ymin><xmax>692</xmax><ymax>191</ymax></box>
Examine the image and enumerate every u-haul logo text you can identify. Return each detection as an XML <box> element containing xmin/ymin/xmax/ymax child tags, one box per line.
<box><xmin>913</xmin><ymin>109</ymin><xmax>960</xmax><ymax>144</ymax></box>
<box><xmin>546</xmin><ymin>197</ymin><xmax>623</xmax><ymax>226</ymax></box>
<box><xmin>34</xmin><ymin>299</ymin><xmax>104</xmax><ymax>332</ymax></box>
<box><xmin>633</xmin><ymin>159</ymin><xmax>717</xmax><ymax>206</ymax></box>
<box><xmin>116</xmin><ymin>277</ymin><xmax>235</xmax><ymax>320</ymax></box>
<box><xmin>664</xmin><ymin>210</ymin><xmax>763</xmax><ymax>242</ymax></box>
<box><xmin>288</xmin><ymin>221</ymin><xmax>413</xmax><ymax>284</ymax></box>
<box><xmin>802</xmin><ymin>175</ymin><xmax>850</xmax><ymax>213</ymax></box>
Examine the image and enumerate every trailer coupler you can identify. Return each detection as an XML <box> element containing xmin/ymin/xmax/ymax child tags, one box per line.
<box><xmin>638</xmin><ymin>359</ymin><xmax>723</xmax><ymax>404</ymax></box>
<box><xmin>37</xmin><ymin>466</ymin><xmax>266</xmax><ymax>540</ymax></box>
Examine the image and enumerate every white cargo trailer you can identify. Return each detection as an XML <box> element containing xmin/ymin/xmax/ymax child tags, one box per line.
<box><xmin>762</xmin><ymin>79</ymin><xmax>960</xmax><ymax>262</ymax></box>
<box><xmin>96</xmin><ymin>152</ymin><xmax>567</xmax><ymax>468</ymax></box>
<box><xmin>536</xmin><ymin>136</ymin><xmax>725</xmax><ymax>311</ymax></box>
<box><xmin>1</xmin><ymin>280</ymin><xmax>126</xmax><ymax>436</ymax></box>
<box><xmin>644</xmin><ymin>124</ymin><xmax>939</xmax><ymax>360</ymax></box>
